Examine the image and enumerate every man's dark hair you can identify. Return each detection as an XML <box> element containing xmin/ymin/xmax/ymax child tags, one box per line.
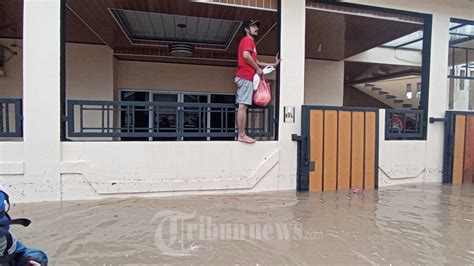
<box><xmin>241</xmin><ymin>20</ymin><xmax>261</xmax><ymax>34</ymax></box>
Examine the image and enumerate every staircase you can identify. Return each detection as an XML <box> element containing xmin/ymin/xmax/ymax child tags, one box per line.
<box><xmin>353</xmin><ymin>83</ymin><xmax>418</xmax><ymax>109</ymax></box>
<box><xmin>345</xmin><ymin>63</ymin><xmax>421</xmax><ymax>109</ymax></box>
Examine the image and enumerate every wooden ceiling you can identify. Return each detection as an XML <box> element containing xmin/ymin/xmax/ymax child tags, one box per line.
<box><xmin>0</xmin><ymin>0</ymin><xmax>23</xmax><ymax>39</ymax></box>
<box><xmin>65</xmin><ymin>0</ymin><xmax>277</xmax><ymax>66</ymax></box>
<box><xmin>0</xmin><ymin>0</ymin><xmax>103</xmax><ymax>44</ymax></box>
<box><xmin>204</xmin><ymin>0</ymin><xmax>278</xmax><ymax>11</ymax></box>
<box><xmin>1</xmin><ymin>0</ymin><xmax>425</xmax><ymax>66</ymax></box>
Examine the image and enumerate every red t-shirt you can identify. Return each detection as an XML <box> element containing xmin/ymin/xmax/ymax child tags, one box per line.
<box><xmin>235</xmin><ymin>35</ymin><xmax>257</xmax><ymax>81</ymax></box>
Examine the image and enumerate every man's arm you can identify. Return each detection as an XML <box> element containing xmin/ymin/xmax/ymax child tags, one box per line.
<box><xmin>243</xmin><ymin>51</ymin><xmax>263</xmax><ymax>75</ymax></box>
<box><xmin>257</xmin><ymin>53</ymin><xmax>282</xmax><ymax>67</ymax></box>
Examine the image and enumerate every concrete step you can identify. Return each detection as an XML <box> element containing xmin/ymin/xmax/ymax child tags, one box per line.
<box><xmin>386</xmin><ymin>95</ymin><xmax>396</xmax><ymax>99</ymax></box>
<box><xmin>379</xmin><ymin>91</ymin><xmax>389</xmax><ymax>95</ymax></box>
<box><xmin>364</xmin><ymin>83</ymin><xmax>375</xmax><ymax>88</ymax></box>
<box><xmin>394</xmin><ymin>99</ymin><xmax>404</xmax><ymax>103</ymax></box>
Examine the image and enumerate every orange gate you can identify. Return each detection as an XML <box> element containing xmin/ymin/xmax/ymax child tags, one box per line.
<box><xmin>297</xmin><ymin>106</ymin><xmax>379</xmax><ymax>191</ymax></box>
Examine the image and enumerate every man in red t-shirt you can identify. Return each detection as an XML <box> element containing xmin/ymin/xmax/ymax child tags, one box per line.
<box><xmin>235</xmin><ymin>20</ymin><xmax>281</xmax><ymax>144</ymax></box>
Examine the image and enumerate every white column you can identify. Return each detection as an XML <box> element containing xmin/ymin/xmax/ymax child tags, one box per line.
<box><xmin>425</xmin><ymin>13</ymin><xmax>450</xmax><ymax>182</ymax></box>
<box><xmin>22</xmin><ymin>0</ymin><xmax>61</xmax><ymax>201</ymax></box>
<box><xmin>278</xmin><ymin>0</ymin><xmax>306</xmax><ymax>188</ymax></box>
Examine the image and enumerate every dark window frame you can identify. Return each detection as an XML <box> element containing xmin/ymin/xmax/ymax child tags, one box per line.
<box><xmin>447</xmin><ymin>18</ymin><xmax>474</xmax><ymax>111</ymax></box>
<box><xmin>120</xmin><ymin>89</ymin><xmax>237</xmax><ymax>141</ymax></box>
<box><xmin>312</xmin><ymin>0</ymin><xmax>432</xmax><ymax>140</ymax></box>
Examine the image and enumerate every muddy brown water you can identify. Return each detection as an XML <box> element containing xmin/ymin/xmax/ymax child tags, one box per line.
<box><xmin>8</xmin><ymin>183</ymin><xmax>474</xmax><ymax>265</ymax></box>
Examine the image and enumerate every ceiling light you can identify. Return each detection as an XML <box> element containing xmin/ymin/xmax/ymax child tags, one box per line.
<box><xmin>169</xmin><ymin>43</ymin><xmax>194</xmax><ymax>57</ymax></box>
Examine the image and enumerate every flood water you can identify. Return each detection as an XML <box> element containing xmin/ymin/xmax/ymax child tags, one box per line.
<box><xmin>9</xmin><ymin>183</ymin><xmax>474</xmax><ymax>264</ymax></box>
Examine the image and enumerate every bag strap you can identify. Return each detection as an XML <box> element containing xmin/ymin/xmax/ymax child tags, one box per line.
<box><xmin>0</xmin><ymin>218</ymin><xmax>31</xmax><ymax>227</ymax></box>
<box><xmin>0</xmin><ymin>191</ymin><xmax>31</xmax><ymax>227</ymax></box>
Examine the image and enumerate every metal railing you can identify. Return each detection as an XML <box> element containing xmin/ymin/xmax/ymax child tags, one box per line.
<box><xmin>66</xmin><ymin>100</ymin><xmax>275</xmax><ymax>140</ymax></box>
<box><xmin>0</xmin><ymin>98</ymin><xmax>22</xmax><ymax>138</ymax></box>
<box><xmin>385</xmin><ymin>109</ymin><xmax>424</xmax><ymax>140</ymax></box>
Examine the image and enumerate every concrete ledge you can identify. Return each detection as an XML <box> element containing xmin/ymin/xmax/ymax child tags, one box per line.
<box><xmin>0</xmin><ymin>162</ymin><xmax>24</xmax><ymax>175</ymax></box>
<box><xmin>60</xmin><ymin>149</ymin><xmax>279</xmax><ymax>195</ymax></box>
<box><xmin>378</xmin><ymin>166</ymin><xmax>426</xmax><ymax>180</ymax></box>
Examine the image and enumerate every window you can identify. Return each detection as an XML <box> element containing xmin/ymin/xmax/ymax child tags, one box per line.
<box><xmin>406</xmin><ymin>83</ymin><xmax>413</xmax><ymax>100</ymax></box>
<box><xmin>383</xmin><ymin>30</ymin><xmax>424</xmax><ymax>51</ymax></box>
<box><xmin>153</xmin><ymin>93</ymin><xmax>179</xmax><ymax>141</ymax></box>
<box><xmin>182</xmin><ymin>94</ymin><xmax>209</xmax><ymax>141</ymax></box>
<box><xmin>120</xmin><ymin>91</ymin><xmax>150</xmax><ymax>141</ymax></box>
<box><xmin>120</xmin><ymin>90</ymin><xmax>235</xmax><ymax>141</ymax></box>
<box><xmin>447</xmin><ymin>19</ymin><xmax>474</xmax><ymax>111</ymax></box>
<box><xmin>210</xmin><ymin>94</ymin><xmax>236</xmax><ymax>141</ymax></box>
<box><xmin>416</xmin><ymin>82</ymin><xmax>422</xmax><ymax>99</ymax></box>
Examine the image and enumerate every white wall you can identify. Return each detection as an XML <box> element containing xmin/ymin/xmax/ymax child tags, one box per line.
<box><xmin>0</xmin><ymin>40</ymin><xmax>114</xmax><ymax>100</ymax></box>
<box><xmin>304</xmin><ymin>59</ymin><xmax>344</xmax><ymax>106</ymax></box>
<box><xmin>58</xmin><ymin>141</ymin><xmax>286</xmax><ymax>201</ymax></box>
<box><xmin>114</xmin><ymin>55</ymin><xmax>277</xmax><ymax>96</ymax></box>
<box><xmin>66</xmin><ymin>43</ymin><xmax>113</xmax><ymax>100</ymax></box>
<box><xmin>377</xmin><ymin>109</ymin><xmax>430</xmax><ymax>186</ymax></box>
<box><xmin>0</xmin><ymin>142</ymin><xmax>24</xmax><ymax>176</ymax></box>
<box><xmin>115</xmin><ymin>61</ymin><xmax>236</xmax><ymax>95</ymax></box>
<box><xmin>66</xmin><ymin>43</ymin><xmax>114</xmax><ymax>140</ymax></box>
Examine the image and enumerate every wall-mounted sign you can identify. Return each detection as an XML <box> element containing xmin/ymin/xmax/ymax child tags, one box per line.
<box><xmin>284</xmin><ymin>106</ymin><xmax>295</xmax><ymax>123</ymax></box>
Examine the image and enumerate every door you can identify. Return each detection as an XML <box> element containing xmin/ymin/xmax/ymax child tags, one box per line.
<box><xmin>298</xmin><ymin>106</ymin><xmax>379</xmax><ymax>191</ymax></box>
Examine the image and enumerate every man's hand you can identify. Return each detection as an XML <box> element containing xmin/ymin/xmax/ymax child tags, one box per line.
<box><xmin>274</xmin><ymin>53</ymin><xmax>282</xmax><ymax>66</ymax></box>
<box><xmin>256</xmin><ymin>68</ymin><xmax>263</xmax><ymax>75</ymax></box>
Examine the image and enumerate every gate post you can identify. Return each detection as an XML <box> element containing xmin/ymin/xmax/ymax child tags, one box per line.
<box><xmin>425</xmin><ymin>14</ymin><xmax>451</xmax><ymax>182</ymax></box>
<box><xmin>278</xmin><ymin>0</ymin><xmax>306</xmax><ymax>189</ymax></box>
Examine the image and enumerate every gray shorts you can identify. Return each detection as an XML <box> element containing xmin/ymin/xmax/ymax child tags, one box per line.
<box><xmin>235</xmin><ymin>77</ymin><xmax>253</xmax><ymax>106</ymax></box>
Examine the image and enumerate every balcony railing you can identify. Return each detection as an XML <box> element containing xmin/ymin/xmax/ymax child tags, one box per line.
<box><xmin>66</xmin><ymin>100</ymin><xmax>275</xmax><ymax>140</ymax></box>
<box><xmin>385</xmin><ymin>109</ymin><xmax>424</xmax><ymax>140</ymax></box>
<box><xmin>0</xmin><ymin>98</ymin><xmax>22</xmax><ymax>138</ymax></box>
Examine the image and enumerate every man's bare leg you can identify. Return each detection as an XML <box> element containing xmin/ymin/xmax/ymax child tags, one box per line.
<box><xmin>237</xmin><ymin>104</ymin><xmax>256</xmax><ymax>144</ymax></box>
